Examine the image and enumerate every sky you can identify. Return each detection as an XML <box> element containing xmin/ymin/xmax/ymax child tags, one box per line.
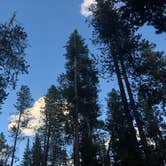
<box><xmin>0</xmin><ymin>0</ymin><xmax>166</xmax><ymax>159</ymax></box>
<box><xmin>0</xmin><ymin>0</ymin><xmax>97</xmax><ymax>134</ymax></box>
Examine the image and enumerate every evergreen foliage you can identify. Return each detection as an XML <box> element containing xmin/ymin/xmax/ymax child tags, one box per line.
<box><xmin>59</xmin><ymin>30</ymin><xmax>100</xmax><ymax>165</ymax></box>
<box><xmin>39</xmin><ymin>85</ymin><xmax>67</xmax><ymax>166</ymax></box>
<box><xmin>0</xmin><ymin>14</ymin><xmax>29</xmax><ymax>107</ymax></box>
<box><xmin>21</xmin><ymin>138</ymin><xmax>31</xmax><ymax>166</ymax></box>
<box><xmin>10</xmin><ymin>85</ymin><xmax>33</xmax><ymax>166</ymax></box>
<box><xmin>0</xmin><ymin>133</ymin><xmax>12</xmax><ymax>166</ymax></box>
<box><xmin>31</xmin><ymin>135</ymin><xmax>42</xmax><ymax>166</ymax></box>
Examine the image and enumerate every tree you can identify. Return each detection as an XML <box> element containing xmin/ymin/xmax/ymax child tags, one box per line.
<box><xmin>21</xmin><ymin>138</ymin><xmax>31</xmax><ymax>166</ymax></box>
<box><xmin>92</xmin><ymin>0</ymin><xmax>166</xmax><ymax>33</ymax></box>
<box><xmin>106</xmin><ymin>89</ymin><xmax>142</xmax><ymax>166</ymax></box>
<box><xmin>132</xmin><ymin>40</ymin><xmax>166</xmax><ymax>165</ymax></box>
<box><xmin>31</xmin><ymin>135</ymin><xmax>42</xmax><ymax>166</ymax></box>
<box><xmin>0</xmin><ymin>132</ymin><xmax>12</xmax><ymax>166</ymax></box>
<box><xmin>10</xmin><ymin>85</ymin><xmax>33</xmax><ymax>166</ymax></box>
<box><xmin>90</xmin><ymin>1</ymin><xmax>166</xmax><ymax>165</ymax></box>
<box><xmin>119</xmin><ymin>0</ymin><xmax>166</xmax><ymax>33</ymax></box>
<box><xmin>39</xmin><ymin>85</ymin><xmax>67</xmax><ymax>166</ymax></box>
<box><xmin>0</xmin><ymin>13</ymin><xmax>29</xmax><ymax>108</ymax></box>
<box><xmin>59</xmin><ymin>30</ymin><xmax>100</xmax><ymax>165</ymax></box>
<box><xmin>90</xmin><ymin>1</ymin><xmax>146</xmax><ymax>165</ymax></box>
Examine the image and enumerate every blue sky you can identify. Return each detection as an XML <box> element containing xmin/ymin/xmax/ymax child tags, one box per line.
<box><xmin>0</xmin><ymin>0</ymin><xmax>94</xmax><ymax>134</ymax></box>
<box><xmin>0</xmin><ymin>0</ymin><xmax>165</xmax><ymax>146</ymax></box>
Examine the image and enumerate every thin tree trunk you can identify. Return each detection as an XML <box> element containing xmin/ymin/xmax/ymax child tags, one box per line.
<box><xmin>10</xmin><ymin>112</ymin><xmax>22</xmax><ymax>166</ymax></box>
<box><xmin>43</xmin><ymin>118</ymin><xmax>51</xmax><ymax>166</ymax></box>
<box><xmin>119</xmin><ymin>56</ymin><xmax>151</xmax><ymax>165</ymax></box>
<box><xmin>74</xmin><ymin>55</ymin><xmax>80</xmax><ymax>166</ymax></box>
<box><xmin>111</xmin><ymin>53</ymin><xmax>139</xmax><ymax>149</ymax></box>
<box><xmin>106</xmin><ymin>136</ymin><xmax>111</xmax><ymax>166</ymax></box>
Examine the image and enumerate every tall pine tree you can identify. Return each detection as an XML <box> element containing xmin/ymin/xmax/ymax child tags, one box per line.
<box><xmin>0</xmin><ymin>132</ymin><xmax>12</xmax><ymax>166</ymax></box>
<box><xmin>31</xmin><ymin>135</ymin><xmax>42</xmax><ymax>166</ymax></box>
<box><xmin>10</xmin><ymin>85</ymin><xmax>33</xmax><ymax>166</ymax></box>
<box><xmin>90</xmin><ymin>1</ymin><xmax>166</xmax><ymax>165</ymax></box>
<box><xmin>106</xmin><ymin>89</ymin><xmax>141</xmax><ymax>166</ymax></box>
<box><xmin>21</xmin><ymin>138</ymin><xmax>31</xmax><ymax>166</ymax></box>
<box><xmin>0</xmin><ymin>13</ymin><xmax>29</xmax><ymax>107</ymax></box>
<box><xmin>59</xmin><ymin>30</ymin><xmax>100</xmax><ymax>166</ymax></box>
<box><xmin>39</xmin><ymin>85</ymin><xmax>67</xmax><ymax>166</ymax></box>
<box><xmin>90</xmin><ymin>1</ymin><xmax>146</xmax><ymax>165</ymax></box>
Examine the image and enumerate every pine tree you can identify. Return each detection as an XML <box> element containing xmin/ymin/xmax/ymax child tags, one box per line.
<box><xmin>119</xmin><ymin>0</ymin><xmax>165</xmax><ymax>33</ymax></box>
<box><xmin>106</xmin><ymin>89</ymin><xmax>141</xmax><ymax>166</ymax></box>
<box><xmin>21</xmin><ymin>138</ymin><xmax>31</xmax><ymax>166</ymax></box>
<box><xmin>10</xmin><ymin>85</ymin><xmax>33</xmax><ymax>166</ymax></box>
<box><xmin>0</xmin><ymin>13</ymin><xmax>29</xmax><ymax>107</ymax></box>
<box><xmin>90</xmin><ymin>1</ymin><xmax>146</xmax><ymax>165</ymax></box>
<box><xmin>40</xmin><ymin>85</ymin><xmax>67</xmax><ymax>166</ymax></box>
<box><xmin>91</xmin><ymin>1</ymin><xmax>166</xmax><ymax>165</ymax></box>
<box><xmin>0</xmin><ymin>132</ymin><xmax>12</xmax><ymax>166</ymax></box>
<box><xmin>32</xmin><ymin>135</ymin><xmax>42</xmax><ymax>166</ymax></box>
<box><xmin>59</xmin><ymin>30</ymin><xmax>99</xmax><ymax>166</ymax></box>
<box><xmin>132</xmin><ymin>40</ymin><xmax>166</xmax><ymax>165</ymax></box>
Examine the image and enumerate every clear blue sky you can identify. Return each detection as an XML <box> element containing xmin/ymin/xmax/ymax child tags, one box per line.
<box><xmin>0</xmin><ymin>0</ymin><xmax>165</xmax><ymax>148</ymax></box>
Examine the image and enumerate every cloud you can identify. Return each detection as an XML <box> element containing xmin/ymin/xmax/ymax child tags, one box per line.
<box><xmin>81</xmin><ymin>0</ymin><xmax>96</xmax><ymax>17</ymax></box>
<box><xmin>8</xmin><ymin>97</ymin><xmax>45</xmax><ymax>136</ymax></box>
<box><xmin>8</xmin><ymin>97</ymin><xmax>69</xmax><ymax>136</ymax></box>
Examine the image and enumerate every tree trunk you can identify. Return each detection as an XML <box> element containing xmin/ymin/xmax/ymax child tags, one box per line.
<box><xmin>10</xmin><ymin>112</ymin><xmax>22</xmax><ymax>166</ymax></box>
<box><xmin>74</xmin><ymin>55</ymin><xmax>80</xmax><ymax>166</ymax></box>
<box><xmin>106</xmin><ymin>136</ymin><xmax>111</xmax><ymax>166</ymax></box>
<box><xmin>111</xmin><ymin>51</ymin><xmax>141</xmax><ymax>162</ymax></box>
<box><xmin>119</xmin><ymin>55</ymin><xmax>151</xmax><ymax>165</ymax></box>
<box><xmin>43</xmin><ymin>119</ymin><xmax>51</xmax><ymax>166</ymax></box>
<box><xmin>112</xmin><ymin>53</ymin><xmax>138</xmax><ymax>143</ymax></box>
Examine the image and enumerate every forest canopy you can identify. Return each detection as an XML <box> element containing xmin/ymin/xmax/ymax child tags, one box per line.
<box><xmin>0</xmin><ymin>1</ymin><xmax>166</xmax><ymax>166</ymax></box>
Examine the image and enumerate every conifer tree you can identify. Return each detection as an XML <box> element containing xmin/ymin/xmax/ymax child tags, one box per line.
<box><xmin>40</xmin><ymin>85</ymin><xmax>67</xmax><ymax>166</ymax></box>
<box><xmin>106</xmin><ymin>89</ymin><xmax>142</xmax><ymax>166</ymax></box>
<box><xmin>119</xmin><ymin>0</ymin><xmax>165</xmax><ymax>33</ymax></box>
<box><xmin>90</xmin><ymin>1</ymin><xmax>166</xmax><ymax>165</ymax></box>
<box><xmin>31</xmin><ymin>135</ymin><xmax>42</xmax><ymax>166</ymax></box>
<box><xmin>0</xmin><ymin>132</ymin><xmax>12</xmax><ymax>166</ymax></box>
<box><xmin>90</xmin><ymin>1</ymin><xmax>146</xmax><ymax>165</ymax></box>
<box><xmin>59</xmin><ymin>30</ymin><xmax>99</xmax><ymax>165</ymax></box>
<box><xmin>21</xmin><ymin>138</ymin><xmax>31</xmax><ymax>166</ymax></box>
<box><xmin>0</xmin><ymin>13</ymin><xmax>29</xmax><ymax>107</ymax></box>
<box><xmin>10</xmin><ymin>85</ymin><xmax>33</xmax><ymax>166</ymax></box>
<box><xmin>132</xmin><ymin>40</ymin><xmax>166</xmax><ymax>165</ymax></box>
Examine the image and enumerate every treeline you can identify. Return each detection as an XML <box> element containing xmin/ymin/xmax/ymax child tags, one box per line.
<box><xmin>0</xmin><ymin>0</ymin><xmax>166</xmax><ymax>166</ymax></box>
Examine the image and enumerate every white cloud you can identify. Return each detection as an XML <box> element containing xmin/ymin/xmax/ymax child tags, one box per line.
<box><xmin>81</xmin><ymin>0</ymin><xmax>96</xmax><ymax>17</ymax></box>
<box><xmin>8</xmin><ymin>97</ymin><xmax>45</xmax><ymax>136</ymax></box>
<box><xmin>8</xmin><ymin>97</ymin><xmax>69</xmax><ymax>136</ymax></box>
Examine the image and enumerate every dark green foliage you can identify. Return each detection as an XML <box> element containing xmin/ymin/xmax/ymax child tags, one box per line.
<box><xmin>15</xmin><ymin>85</ymin><xmax>33</xmax><ymax>112</ymax></box>
<box><xmin>91</xmin><ymin>1</ymin><xmax>166</xmax><ymax>164</ymax></box>
<box><xmin>39</xmin><ymin>85</ymin><xmax>67</xmax><ymax>166</ymax></box>
<box><xmin>0</xmin><ymin>133</ymin><xmax>12</xmax><ymax>166</ymax></box>
<box><xmin>90</xmin><ymin>1</ymin><xmax>145</xmax><ymax>165</ymax></box>
<box><xmin>59</xmin><ymin>30</ymin><xmax>100</xmax><ymax>165</ymax></box>
<box><xmin>92</xmin><ymin>0</ymin><xmax>166</xmax><ymax>33</ymax></box>
<box><xmin>21</xmin><ymin>139</ymin><xmax>31</xmax><ymax>166</ymax></box>
<box><xmin>106</xmin><ymin>89</ymin><xmax>144</xmax><ymax>166</ymax></box>
<box><xmin>32</xmin><ymin>135</ymin><xmax>42</xmax><ymax>166</ymax></box>
<box><xmin>120</xmin><ymin>0</ymin><xmax>166</xmax><ymax>33</ymax></box>
<box><xmin>93</xmin><ymin>131</ymin><xmax>110</xmax><ymax>166</ymax></box>
<box><xmin>0</xmin><ymin>17</ymin><xmax>29</xmax><ymax>107</ymax></box>
<box><xmin>10</xmin><ymin>85</ymin><xmax>33</xmax><ymax>166</ymax></box>
<box><xmin>131</xmin><ymin>41</ymin><xmax>166</xmax><ymax>165</ymax></box>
